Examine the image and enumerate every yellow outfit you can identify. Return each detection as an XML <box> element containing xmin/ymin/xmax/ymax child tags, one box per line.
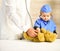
<box><xmin>23</xmin><ymin>28</ymin><xmax>57</xmax><ymax>42</ymax></box>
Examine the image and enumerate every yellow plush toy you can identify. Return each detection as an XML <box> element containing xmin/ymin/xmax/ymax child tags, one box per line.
<box><xmin>23</xmin><ymin>28</ymin><xmax>57</xmax><ymax>42</ymax></box>
<box><xmin>38</xmin><ymin>32</ymin><xmax>45</xmax><ymax>42</ymax></box>
<box><xmin>23</xmin><ymin>32</ymin><xmax>39</xmax><ymax>42</ymax></box>
<box><xmin>40</xmin><ymin>28</ymin><xmax>57</xmax><ymax>42</ymax></box>
<box><xmin>45</xmin><ymin>30</ymin><xmax>57</xmax><ymax>42</ymax></box>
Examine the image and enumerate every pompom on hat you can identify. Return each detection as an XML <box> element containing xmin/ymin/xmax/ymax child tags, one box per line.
<box><xmin>40</xmin><ymin>4</ymin><xmax>52</xmax><ymax>13</ymax></box>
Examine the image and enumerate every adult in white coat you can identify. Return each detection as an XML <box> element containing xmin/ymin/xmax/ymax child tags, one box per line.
<box><xmin>0</xmin><ymin>0</ymin><xmax>37</xmax><ymax>40</ymax></box>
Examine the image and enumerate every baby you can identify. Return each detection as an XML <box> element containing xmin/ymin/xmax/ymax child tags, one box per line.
<box><xmin>23</xmin><ymin>4</ymin><xmax>57</xmax><ymax>42</ymax></box>
<box><xmin>34</xmin><ymin>4</ymin><xmax>57</xmax><ymax>42</ymax></box>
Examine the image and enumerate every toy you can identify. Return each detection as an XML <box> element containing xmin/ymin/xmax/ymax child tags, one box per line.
<box><xmin>23</xmin><ymin>28</ymin><xmax>57</xmax><ymax>42</ymax></box>
<box><xmin>45</xmin><ymin>30</ymin><xmax>57</xmax><ymax>42</ymax></box>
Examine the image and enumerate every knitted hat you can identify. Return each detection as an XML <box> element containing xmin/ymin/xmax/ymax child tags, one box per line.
<box><xmin>40</xmin><ymin>4</ymin><xmax>52</xmax><ymax>13</ymax></box>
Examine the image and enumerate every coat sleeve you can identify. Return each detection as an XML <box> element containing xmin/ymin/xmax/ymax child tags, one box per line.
<box><xmin>5</xmin><ymin>0</ymin><xmax>23</xmax><ymax>34</ymax></box>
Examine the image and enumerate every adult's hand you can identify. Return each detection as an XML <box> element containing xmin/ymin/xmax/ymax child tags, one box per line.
<box><xmin>26</xmin><ymin>28</ymin><xmax>37</xmax><ymax>38</ymax></box>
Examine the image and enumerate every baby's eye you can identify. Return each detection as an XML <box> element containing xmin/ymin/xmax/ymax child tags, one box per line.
<box><xmin>47</xmin><ymin>15</ymin><xmax>49</xmax><ymax>17</ymax></box>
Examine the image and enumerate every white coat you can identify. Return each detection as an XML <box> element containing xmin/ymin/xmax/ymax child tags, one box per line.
<box><xmin>0</xmin><ymin>0</ymin><xmax>32</xmax><ymax>40</ymax></box>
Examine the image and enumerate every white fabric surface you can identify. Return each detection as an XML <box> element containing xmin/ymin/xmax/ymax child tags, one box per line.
<box><xmin>0</xmin><ymin>39</ymin><xmax>60</xmax><ymax>51</ymax></box>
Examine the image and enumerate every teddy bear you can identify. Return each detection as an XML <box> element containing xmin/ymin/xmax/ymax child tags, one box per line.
<box><xmin>41</xmin><ymin>28</ymin><xmax>57</xmax><ymax>42</ymax></box>
<box><xmin>23</xmin><ymin>28</ymin><xmax>57</xmax><ymax>42</ymax></box>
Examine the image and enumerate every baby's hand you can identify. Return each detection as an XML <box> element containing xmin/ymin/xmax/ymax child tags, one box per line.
<box><xmin>35</xmin><ymin>28</ymin><xmax>40</xmax><ymax>33</ymax></box>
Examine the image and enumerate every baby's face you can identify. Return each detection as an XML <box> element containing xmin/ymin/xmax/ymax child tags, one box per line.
<box><xmin>40</xmin><ymin>12</ymin><xmax>51</xmax><ymax>21</ymax></box>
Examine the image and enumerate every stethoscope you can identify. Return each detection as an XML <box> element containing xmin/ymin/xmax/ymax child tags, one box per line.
<box><xmin>9</xmin><ymin>0</ymin><xmax>53</xmax><ymax>30</ymax></box>
<box><xmin>25</xmin><ymin>0</ymin><xmax>33</xmax><ymax>27</ymax></box>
